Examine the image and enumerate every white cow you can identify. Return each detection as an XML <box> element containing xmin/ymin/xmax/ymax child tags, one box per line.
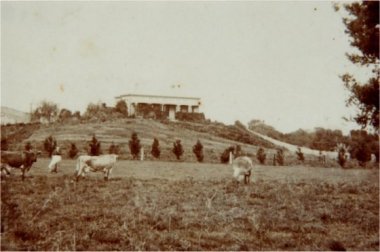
<box><xmin>232</xmin><ymin>156</ymin><xmax>253</xmax><ymax>184</ymax></box>
<box><xmin>48</xmin><ymin>155</ymin><xmax>62</xmax><ymax>173</ymax></box>
<box><xmin>75</xmin><ymin>154</ymin><xmax>118</xmax><ymax>181</ymax></box>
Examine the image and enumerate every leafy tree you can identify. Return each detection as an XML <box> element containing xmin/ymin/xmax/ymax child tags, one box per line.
<box><xmin>68</xmin><ymin>143</ymin><xmax>79</xmax><ymax>159</ymax></box>
<box><xmin>129</xmin><ymin>132</ymin><xmax>141</xmax><ymax>159</ymax></box>
<box><xmin>89</xmin><ymin>135</ymin><xmax>101</xmax><ymax>156</ymax></box>
<box><xmin>339</xmin><ymin>1</ymin><xmax>379</xmax><ymax>131</ymax></box>
<box><xmin>172</xmin><ymin>139</ymin><xmax>184</xmax><ymax>160</ymax></box>
<box><xmin>348</xmin><ymin>130</ymin><xmax>377</xmax><ymax>166</ymax></box>
<box><xmin>256</xmin><ymin>147</ymin><xmax>266</xmax><ymax>164</ymax></box>
<box><xmin>151</xmin><ymin>138</ymin><xmax>161</xmax><ymax>158</ymax></box>
<box><xmin>32</xmin><ymin>101</ymin><xmax>59</xmax><ymax>123</ymax></box>
<box><xmin>44</xmin><ymin>135</ymin><xmax>57</xmax><ymax>157</ymax></box>
<box><xmin>192</xmin><ymin>140</ymin><xmax>204</xmax><ymax>162</ymax></box>
<box><xmin>115</xmin><ymin>100</ymin><xmax>128</xmax><ymax>116</ymax></box>
<box><xmin>275</xmin><ymin>149</ymin><xmax>284</xmax><ymax>166</ymax></box>
<box><xmin>296</xmin><ymin>147</ymin><xmax>305</xmax><ymax>162</ymax></box>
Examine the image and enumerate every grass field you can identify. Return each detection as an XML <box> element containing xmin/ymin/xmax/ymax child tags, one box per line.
<box><xmin>1</xmin><ymin>159</ymin><xmax>379</xmax><ymax>250</ymax></box>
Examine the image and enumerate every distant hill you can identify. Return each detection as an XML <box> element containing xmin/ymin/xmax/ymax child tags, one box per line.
<box><xmin>1</xmin><ymin>106</ymin><xmax>30</xmax><ymax>124</ymax></box>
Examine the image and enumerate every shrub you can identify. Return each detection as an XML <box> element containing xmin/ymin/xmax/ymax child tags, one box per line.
<box><xmin>58</xmin><ymin>108</ymin><xmax>72</xmax><ymax>122</ymax></box>
<box><xmin>336</xmin><ymin>143</ymin><xmax>349</xmax><ymax>168</ymax></box>
<box><xmin>256</xmin><ymin>147</ymin><xmax>266</xmax><ymax>164</ymax></box>
<box><xmin>115</xmin><ymin>100</ymin><xmax>128</xmax><ymax>116</ymax></box>
<box><xmin>276</xmin><ymin>149</ymin><xmax>284</xmax><ymax>166</ymax></box>
<box><xmin>172</xmin><ymin>140</ymin><xmax>184</xmax><ymax>160</ymax></box>
<box><xmin>44</xmin><ymin>135</ymin><xmax>57</xmax><ymax>157</ymax></box>
<box><xmin>129</xmin><ymin>132</ymin><xmax>141</xmax><ymax>159</ymax></box>
<box><xmin>68</xmin><ymin>143</ymin><xmax>79</xmax><ymax>159</ymax></box>
<box><xmin>151</xmin><ymin>138</ymin><xmax>161</xmax><ymax>158</ymax></box>
<box><xmin>296</xmin><ymin>147</ymin><xmax>305</xmax><ymax>162</ymax></box>
<box><xmin>109</xmin><ymin>142</ymin><xmax>120</xmax><ymax>154</ymax></box>
<box><xmin>220</xmin><ymin>146</ymin><xmax>235</xmax><ymax>164</ymax></box>
<box><xmin>89</xmin><ymin>135</ymin><xmax>101</xmax><ymax>156</ymax></box>
<box><xmin>24</xmin><ymin>142</ymin><xmax>32</xmax><ymax>151</ymax></box>
<box><xmin>1</xmin><ymin>137</ymin><xmax>8</xmax><ymax>151</ymax></box>
<box><xmin>192</xmin><ymin>140</ymin><xmax>204</xmax><ymax>162</ymax></box>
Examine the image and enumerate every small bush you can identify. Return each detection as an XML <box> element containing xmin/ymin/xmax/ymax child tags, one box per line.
<box><xmin>193</xmin><ymin>140</ymin><xmax>204</xmax><ymax>162</ymax></box>
<box><xmin>115</xmin><ymin>100</ymin><xmax>128</xmax><ymax>116</ymax></box>
<box><xmin>44</xmin><ymin>135</ymin><xmax>57</xmax><ymax>157</ymax></box>
<box><xmin>151</xmin><ymin>138</ymin><xmax>161</xmax><ymax>158</ymax></box>
<box><xmin>68</xmin><ymin>143</ymin><xmax>79</xmax><ymax>159</ymax></box>
<box><xmin>89</xmin><ymin>135</ymin><xmax>101</xmax><ymax>156</ymax></box>
<box><xmin>276</xmin><ymin>149</ymin><xmax>284</xmax><ymax>166</ymax></box>
<box><xmin>172</xmin><ymin>140</ymin><xmax>184</xmax><ymax>160</ymax></box>
<box><xmin>25</xmin><ymin>142</ymin><xmax>32</xmax><ymax>151</ymax></box>
<box><xmin>256</xmin><ymin>147</ymin><xmax>266</xmax><ymax>164</ymax></box>
<box><xmin>129</xmin><ymin>132</ymin><xmax>141</xmax><ymax>159</ymax></box>
<box><xmin>1</xmin><ymin>137</ymin><xmax>8</xmax><ymax>151</ymax></box>
<box><xmin>109</xmin><ymin>142</ymin><xmax>120</xmax><ymax>154</ymax></box>
<box><xmin>296</xmin><ymin>147</ymin><xmax>305</xmax><ymax>162</ymax></box>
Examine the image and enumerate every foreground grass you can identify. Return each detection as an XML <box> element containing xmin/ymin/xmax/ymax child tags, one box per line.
<box><xmin>1</xmin><ymin>173</ymin><xmax>379</xmax><ymax>250</ymax></box>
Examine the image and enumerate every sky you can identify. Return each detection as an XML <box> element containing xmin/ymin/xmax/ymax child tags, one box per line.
<box><xmin>1</xmin><ymin>1</ymin><xmax>367</xmax><ymax>133</ymax></box>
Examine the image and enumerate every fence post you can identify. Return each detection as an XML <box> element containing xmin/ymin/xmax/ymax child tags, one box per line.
<box><xmin>229</xmin><ymin>151</ymin><xmax>234</xmax><ymax>164</ymax></box>
<box><xmin>140</xmin><ymin>147</ymin><xmax>144</xmax><ymax>161</ymax></box>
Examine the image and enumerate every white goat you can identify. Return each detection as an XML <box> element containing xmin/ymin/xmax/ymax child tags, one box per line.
<box><xmin>232</xmin><ymin>156</ymin><xmax>253</xmax><ymax>184</ymax></box>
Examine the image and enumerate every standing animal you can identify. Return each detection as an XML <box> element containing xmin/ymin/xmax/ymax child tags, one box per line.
<box><xmin>232</xmin><ymin>156</ymin><xmax>253</xmax><ymax>184</ymax></box>
<box><xmin>1</xmin><ymin>151</ymin><xmax>38</xmax><ymax>180</ymax></box>
<box><xmin>75</xmin><ymin>154</ymin><xmax>118</xmax><ymax>181</ymax></box>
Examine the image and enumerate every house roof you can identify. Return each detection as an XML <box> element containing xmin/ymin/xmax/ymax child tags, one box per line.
<box><xmin>115</xmin><ymin>93</ymin><xmax>201</xmax><ymax>100</ymax></box>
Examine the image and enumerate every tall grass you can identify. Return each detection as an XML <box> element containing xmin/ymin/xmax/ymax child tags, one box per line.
<box><xmin>1</xmin><ymin>174</ymin><xmax>378</xmax><ymax>251</ymax></box>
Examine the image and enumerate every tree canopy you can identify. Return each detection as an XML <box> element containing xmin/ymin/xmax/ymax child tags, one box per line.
<box><xmin>340</xmin><ymin>1</ymin><xmax>379</xmax><ymax>131</ymax></box>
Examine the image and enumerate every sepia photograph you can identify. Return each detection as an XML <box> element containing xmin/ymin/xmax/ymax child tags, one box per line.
<box><xmin>1</xmin><ymin>0</ymin><xmax>379</xmax><ymax>251</ymax></box>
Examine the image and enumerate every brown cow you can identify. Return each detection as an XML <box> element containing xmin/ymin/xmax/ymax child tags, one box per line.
<box><xmin>1</xmin><ymin>151</ymin><xmax>38</xmax><ymax>180</ymax></box>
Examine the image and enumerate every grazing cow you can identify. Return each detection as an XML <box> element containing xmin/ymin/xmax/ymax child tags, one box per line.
<box><xmin>75</xmin><ymin>154</ymin><xmax>118</xmax><ymax>181</ymax></box>
<box><xmin>1</xmin><ymin>151</ymin><xmax>38</xmax><ymax>180</ymax></box>
<box><xmin>232</xmin><ymin>156</ymin><xmax>253</xmax><ymax>184</ymax></box>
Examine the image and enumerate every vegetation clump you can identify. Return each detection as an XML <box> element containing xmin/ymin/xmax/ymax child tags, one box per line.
<box><xmin>172</xmin><ymin>140</ymin><xmax>184</xmax><ymax>160</ymax></box>
<box><xmin>256</xmin><ymin>147</ymin><xmax>266</xmax><ymax>164</ymax></box>
<box><xmin>44</xmin><ymin>135</ymin><xmax>57</xmax><ymax>157</ymax></box>
<box><xmin>129</xmin><ymin>132</ymin><xmax>141</xmax><ymax>160</ymax></box>
<box><xmin>192</xmin><ymin>140</ymin><xmax>204</xmax><ymax>162</ymax></box>
<box><xmin>151</xmin><ymin>138</ymin><xmax>161</xmax><ymax>159</ymax></box>
<box><xmin>89</xmin><ymin>135</ymin><xmax>101</xmax><ymax>156</ymax></box>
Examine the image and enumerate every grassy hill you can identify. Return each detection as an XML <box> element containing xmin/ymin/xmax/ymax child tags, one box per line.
<box><xmin>2</xmin><ymin>118</ymin><xmax>279</xmax><ymax>163</ymax></box>
<box><xmin>1</xmin><ymin>106</ymin><xmax>30</xmax><ymax>124</ymax></box>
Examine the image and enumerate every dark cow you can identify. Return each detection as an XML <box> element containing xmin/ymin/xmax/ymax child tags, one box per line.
<box><xmin>1</xmin><ymin>151</ymin><xmax>38</xmax><ymax>180</ymax></box>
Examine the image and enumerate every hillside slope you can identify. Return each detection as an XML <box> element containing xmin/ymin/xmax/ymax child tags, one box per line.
<box><xmin>1</xmin><ymin>106</ymin><xmax>30</xmax><ymax>124</ymax></box>
<box><xmin>22</xmin><ymin>119</ymin><xmax>279</xmax><ymax>163</ymax></box>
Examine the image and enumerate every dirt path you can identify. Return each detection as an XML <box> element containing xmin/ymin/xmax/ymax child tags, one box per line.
<box><xmin>247</xmin><ymin>129</ymin><xmax>338</xmax><ymax>158</ymax></box>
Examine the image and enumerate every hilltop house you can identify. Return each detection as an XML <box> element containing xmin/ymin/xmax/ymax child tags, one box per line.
<box><xmin>115</xmin><ymin>94</ymin><xmax>202</xmax><ymax>120</ymax></box>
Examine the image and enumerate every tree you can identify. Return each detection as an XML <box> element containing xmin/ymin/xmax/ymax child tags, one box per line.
<box><xmin>348</xmin><ymin>130</ymin><xmax>376</xmax><ymax>166</ymax></box>
<box><xmin>256</xmin><ymin>147</ymin><xmax>266</xmax><ymax>164</ymax></box>
<box><xmin>68</xmin><ymin>143</ymin><xmax>79</xmax><ymax>159</ymax></box>
<box><xmin>276</xmin><ymin>149</ymin><xmax>284</xmax><ymax>166</ymax></box>
<box><xmin>296</xmin><ymin>147</ymin><xmax>305</xmax><ymax>162</ymax></box>
<box><xmin>172</xmin><ymin>139</ymin><xmax>184</xmax><ymax>160</ymax></box>
<box><xmin>151</xmin><ymin>138</ymin><xmax>161</xmax><ymax>158</ymax></box>
<box><xmin>192</xmin><ymin>140</ymin><xmax>204</xmax><ymax>162</ymax></box>
<box><xmin>339</xmin><ymin>1</ymin><xmax>379</xmax><ymax>131</ymax></box>
<box><xmin>44</xmin><ymin>135</ymin><xmax>57</xmax><ymax>157</ymax></box>
<box><xmin>89</xmin><ymin>135</ymin><xmax>101</xmax><ymax>156</ymax></box>
<box><xmin>32</xmin><ymin>101</ymin><xmax>59</xmax><ymax>123</ymax></box>
<box><xmin>115</xmin><ymin>100</ymin><xmax>128</xmax><ymax>116</ymax></box>
<box><xmin>129</xmin><ymin>132</ymin><xmax>141</xmax><ymax>159</ymax></box>
<box><xmin>58</xmin><ymin>108</ymin><xmax>72</xmax><ymax>122</ymax></box>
